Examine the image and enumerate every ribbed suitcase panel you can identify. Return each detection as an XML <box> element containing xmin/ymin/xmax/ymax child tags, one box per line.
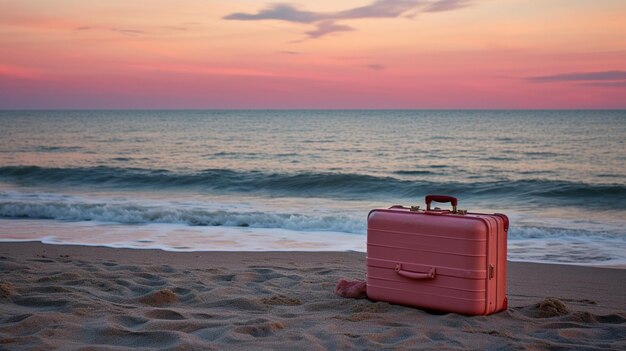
<box><xmin>367</xmin><ymin>267</ymin><xmax>487</xmax><ymax>300</ymax></box>
<box><xmin>366</xmin><ymin>208</ymin><xmax>506</xmax><ymax>315</ymax></box>
<box><xmin>367</xmin><ymin>257</ymin><xmax>488</xmax><ymax>279</ymax></box>
<box><xmin>367</xmin><ymin>244</ymin><xmax>486</xmax><ymax>270</ymax></box>
<box><xmin>367</xmin><ymin>229</ymin><xmax>488</xmax><ymax>256</ymax></box>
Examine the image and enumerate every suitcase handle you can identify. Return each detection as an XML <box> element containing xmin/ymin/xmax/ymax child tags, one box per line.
<box><xmin>425</xmin><ymin>195</ymin><xmax>458</xmax><ymax>212</ymax></box>
<box><xmin>395</xmin><ymin>264</ymin><xmax>436</xmax><ymax>280</ymax></box>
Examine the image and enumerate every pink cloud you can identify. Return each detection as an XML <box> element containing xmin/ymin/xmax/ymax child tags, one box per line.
<box><xmin>224</xmin><ymin>0</ymin><xmax>475</xmax><ymax>39</ymax></box>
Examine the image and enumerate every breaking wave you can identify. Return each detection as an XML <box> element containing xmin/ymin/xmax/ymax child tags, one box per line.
<box><xmin>1</xmin><ymin>166</ymin><xmax>624</xmax><ymax>208</ymax></box>
<box><xmin>1</xmin><ymin>196</ymin><xmax>624</xmax><ymax>240</ymax></box>
<box><xmin>0</xmin><ymin>200</ymin><xmax>364</xmax><ymax>234</ymax></box>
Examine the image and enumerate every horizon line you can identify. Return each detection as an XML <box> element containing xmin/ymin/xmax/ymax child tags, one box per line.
<box><xmin>1</xmin><ymin>108</ymin><xmax>625</xmax><ymax>112</ymax></box>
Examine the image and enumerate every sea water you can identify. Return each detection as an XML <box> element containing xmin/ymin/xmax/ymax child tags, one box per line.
<box><xmin>0</xmin><ymin>110</ymin><xmax>624</xmax><ymax>266</ymax></box>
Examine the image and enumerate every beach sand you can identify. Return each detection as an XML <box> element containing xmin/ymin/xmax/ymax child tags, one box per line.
<box><xmin>1</xmin><ymin>242</ymin><xmax>624</xmax><ymax>350</ymax></box>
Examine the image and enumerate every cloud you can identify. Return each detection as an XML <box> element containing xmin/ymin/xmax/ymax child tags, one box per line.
<box><xmin>528</xmin><ymin>70</ymin><xmax>626</xmax><ymax>82</ymax></box>
<box><xmin>224</xmin><ymin>0</ymin><xmax>474</xmax><ymax>39</ymax></box>
<box><xmin>224</xmin><ymin>3</ymin><xmax>325</xmax><ymax>23</ymax></box>
<box><xmin>277</xmin><ymin>50</ymin><xmax>300</xmax><ymax>55</ymax></box>
<box><xmin>335</xmin><ymin>0</ymin><xmax>423</xmax><ymax>19</ymax></box>
<box><xmin>305</xmin><ymin>20</ymin><xmax>353</xmax><ymax>38</ymax></box>
<box><xmin>366</xmin><ymin>64</ymin><xmax>386</xmax><ymax>70</ymax></box>
<box><xmin>423</xmin><ymin>0</ymin><xmax>473</xmax><ymax>12</ymax></box>
<box><xmin>112</xmin><ymin>28</ymin><xmax>145</xmax><ymax>36</ymax></box>
<box><xmin>75</xmin><ymin>25</ymin><xmax>189</xmax><ymax>36</ymax></box>
<box><xmin>581</xmin><ymin>81</ymin><xmax>626</xmax><ymax>88</ymax></box>
<box><xmin>74</xmin><ymin>26</ymin><xmax>144</xmax><ymax>35</ymax></box>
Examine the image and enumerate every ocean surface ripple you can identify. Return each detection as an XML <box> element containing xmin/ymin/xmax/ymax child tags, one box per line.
<box><xmin>0</xmin><ymin>110</ymin><xmax>624</xmax><ymax>265</ymax></box>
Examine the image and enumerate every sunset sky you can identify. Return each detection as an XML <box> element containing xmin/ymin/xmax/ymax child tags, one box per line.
<box><xmin>1</xmin><ymin>0</ymin><xmax>625</xmax><ymax>109</ymax></box>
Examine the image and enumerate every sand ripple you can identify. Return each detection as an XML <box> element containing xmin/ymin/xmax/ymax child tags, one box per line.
<box><xmin>0</xmin><ymin>246</ymin><xmax>625</xmax><ymax>350</ymax></box>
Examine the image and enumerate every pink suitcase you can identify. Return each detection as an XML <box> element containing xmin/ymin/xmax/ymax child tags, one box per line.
<box><xmin>366</xmin><ymin>195</ymin><xmax>508</xmax><ymax>315</ymax></box>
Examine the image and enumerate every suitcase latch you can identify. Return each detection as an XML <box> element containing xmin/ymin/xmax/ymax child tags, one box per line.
<box><xmin>489</xmin><ymin>264</ymin><xmax>495</xmax><ymax>279</ymax></box>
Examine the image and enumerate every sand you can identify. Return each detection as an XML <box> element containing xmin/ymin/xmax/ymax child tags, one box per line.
<box><xmin>0</xmin><ymin>242</ymin><xmax>624</xmax><ymax>350</ymax></box>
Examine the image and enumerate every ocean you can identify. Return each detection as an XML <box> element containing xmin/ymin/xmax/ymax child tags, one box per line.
<box><xmin>0</xmin><ymin>110</ymin><xmax>624</xmax><ymax>266</ymax></box>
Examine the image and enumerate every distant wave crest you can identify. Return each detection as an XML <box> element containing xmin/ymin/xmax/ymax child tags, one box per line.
<box><xmin>0</xmin><ymin>166</ymin><xmax>625</xmax><ymax>208</ymax></box>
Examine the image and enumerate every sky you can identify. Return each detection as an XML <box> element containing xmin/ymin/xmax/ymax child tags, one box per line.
<box><xmin>0</xmin><ymin>0</ymin><xmax>625</xmax><ymax>109</ymax></box>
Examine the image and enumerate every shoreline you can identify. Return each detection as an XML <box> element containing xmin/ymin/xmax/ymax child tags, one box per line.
<box><xmin>1</xmin><ymin>242</ymin><xmax>625</xmax><ymax>350</ymax></box>
<box><xmin>2</xmin><ymin>238</ymin><xmax>625</xmax><ymax>270</ymax></box>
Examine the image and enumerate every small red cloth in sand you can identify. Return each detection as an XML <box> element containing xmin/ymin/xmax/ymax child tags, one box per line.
<box><xmin>335</xmin><ymin>279</ymin><xmax>367</xmax><ymax>299</ymax></box>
